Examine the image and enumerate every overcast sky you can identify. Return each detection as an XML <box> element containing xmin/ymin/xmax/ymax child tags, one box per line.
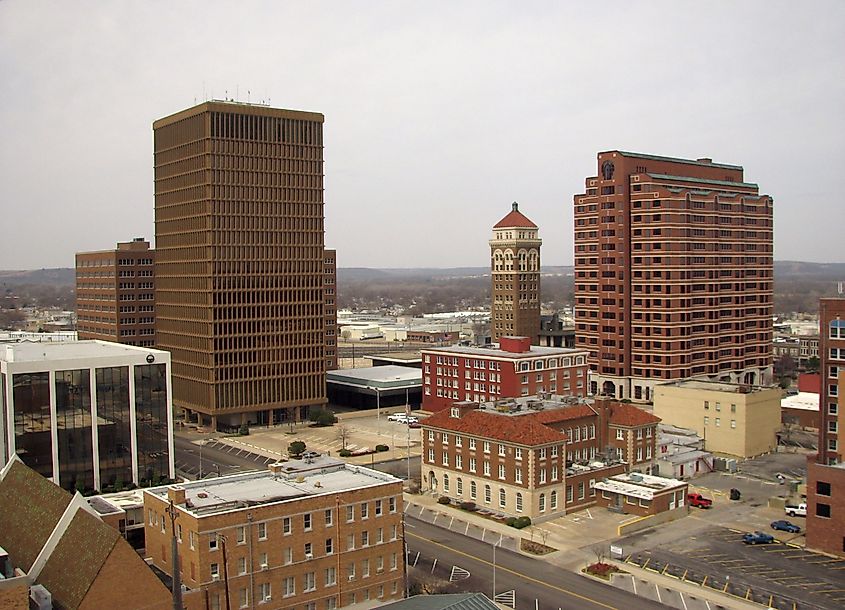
<box><xmin>1</xmin><ymin>1</ymin><xmax>843</xmax><ymax>270</ymax></box>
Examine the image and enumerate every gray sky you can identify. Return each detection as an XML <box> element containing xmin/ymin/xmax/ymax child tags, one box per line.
<box><xmin>2</xmin><ymin>1</ymin><xmax>843</xmax><ymax>269</ymax></box>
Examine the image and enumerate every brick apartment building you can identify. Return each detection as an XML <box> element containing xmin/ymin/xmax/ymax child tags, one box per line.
<box><xmin>806</xmin><ymin>298</ymin><xmax>845</xmax><ymax>556</ymax></box>
<box><xmin>490</xmin><ymin>202</ymin><xmax>541</xmax><ymax>342</ymax></box>
<box><xmin>574</xmin><ymin>150</ymin><xmax>773</xmax><ymax>402</ymax></box>
<box><xmin>153</xmin><ymin>101</ymin><xmax>329</xmax><ymax>430</ymax></box>
<box><xmin>76</xmin><ymin>238</ymin><xmax>156</xmax><ymax>347</ymax></box>
<box><xmin>144</xmin><ymin>457</ymin><xmax>405</xmax><ymax>610</ymax></box>
<box><xmin>421</xmin><ymin>396</ymin><xmax>659</xmax><ymax>521</ymax></box>
<box><xmin>421</xmin><ymin>336</ymin><xmax>589</xmax><ymax>412</ymax></box>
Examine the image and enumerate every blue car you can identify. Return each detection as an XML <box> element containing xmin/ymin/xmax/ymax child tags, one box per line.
<box><xmin>742</xmin><ymin>531</ymin><xmax>774</xmax><ymax>545</ymax></box>
<box><xmin>770</xmin><ymin>520</ymin><xmax>801</xmax><ymax>533</ymax></box>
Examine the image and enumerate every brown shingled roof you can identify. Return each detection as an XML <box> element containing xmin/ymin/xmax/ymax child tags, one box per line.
<box><xmin>609</xmin><ymin>403</ymin><xmax>661</xmax><ymax>427</ymax></box>
<box><xmin>0</xmin><ymin>459</ymin><xmax>73</xmax><ymax>572</ymax></box>
<box><xmin>37</xmin><ymin>509</ymin><xmax>121</xmax><ymax>609</ymax></box>
<box><xmin>423</xmin><ymin>409</ymin><xmax>567</xmax><ymax>445</ymax></box>
<box><xmin>493</xmin><ymin>203</ymin><xmax>537</xmax><ymax>229</ymax></box>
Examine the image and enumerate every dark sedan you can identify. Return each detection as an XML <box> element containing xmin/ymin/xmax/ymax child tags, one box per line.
<box><xmin>770</xmin><ymin>520</ymin><xmax>801</xmax><ymax>533</ymax></box>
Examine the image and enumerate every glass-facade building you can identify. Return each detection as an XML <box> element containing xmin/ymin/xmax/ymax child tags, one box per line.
<box><xmin>1</xmin><ymin>341</ymin><xmax>174</xmax><ymax>493</ymax></box>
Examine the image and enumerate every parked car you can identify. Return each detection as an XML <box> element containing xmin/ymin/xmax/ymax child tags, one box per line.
<box><xmin>785</xmin><ymin>502</ymin><xmax>807</xmax><ymax>517</ymax></box>
<box><xmin>387</xmin><ymin>414</ymin><xmax>409</xmax><ymax>423</ymax></box>
<box><xmin>687</xmin><ymin>493</ymin><xmax>713</xmax><ymax>509</ymax></box>
<box><xmin>408</xmin><ymin>421</ymin><xmax>421</xmax><ymax>429</ymax></box>
<box><xmin>742</xmin><ymin>531</ymin><xmax>775</xmax><ymax>545</ymax></box>
<box><xmin>770</xmin><ymin>520</ymin><xmax>801</xmax><ymax>533</ymax></box>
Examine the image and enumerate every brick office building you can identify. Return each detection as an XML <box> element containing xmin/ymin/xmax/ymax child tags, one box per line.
<box><xmin>421</xmin><ymin>336</ymin><xmax>589</xmax><ymax>412</ymax></box>
<box><xmin>805</xmin><ymin>298</ymin><xmax>845</xmax><ymax>556</ymax></box>
<box><xmin>574</xmin><ymin>151</ymin><xmax>773</xmax><ymax>402</ymax></box>
<box><xmin>490</xmin><ymin>202</ymin><xmax>541</xmax><ymax>342</ymax></box>
<box><xmin>421</xmin><ymin>396</ymin><xmax>659</xmax><ymax>521</ymax></box>
<box><xmin>144</xmin><ymin>457</ymin><xmax>405</xmax><ymax>610</ymax></box>
<box><xmin>324</xmin><ymin>249</ymin><xmax>338</xmax><ymax>371</ymax></box>
<box><xmin>153</xmin><ymin>101</ymin><xmax>329</xmax><ymax>429</ymax></box>
<box><xmin>76</xmin><ymin>238</ymin><xmax>156</xmax><ymax>347</ymax></box>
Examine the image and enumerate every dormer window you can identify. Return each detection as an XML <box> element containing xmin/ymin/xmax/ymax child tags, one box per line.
<box><xmin>450</xmin><ymin>407</ymin><xmax>460</xmax><ymax>418</ymax></box>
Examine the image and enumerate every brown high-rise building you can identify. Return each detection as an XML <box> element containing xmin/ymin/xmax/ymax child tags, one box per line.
<box><xmin>805</xmin><ymin>297</ymin><xmax>845</xmax><ymax>557</ymax></box>
<box><xmin>324</xmin><ymin>248</ymin><xmax>338</xmax><ymax>371</ymax></box>
<box><xmin>574</xmin><ymin>151</ymin><xmax>773</xmax><ymax>402</ymax></box>
<box><xmin>76</xmin><ymin>238</ymin><xmax>156</xmax><ymax>347</ymax></box>
<box><xmin>490</xmin><ymin>202</ymin><xmax>541</xmax><ymax>342</ymax></box>
<box><xmin>153</xmin><ymin>101</ymin><xmax>327</xmax><ymax>429</ymax></box>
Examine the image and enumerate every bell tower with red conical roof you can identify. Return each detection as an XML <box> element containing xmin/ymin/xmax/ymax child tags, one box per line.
<box><xmin>489</xmin><ymin>202</ymin><xmax>541</xmax><ymax>343</ymax></box>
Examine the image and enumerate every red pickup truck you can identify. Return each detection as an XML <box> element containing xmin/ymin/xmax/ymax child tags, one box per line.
<box><xmin>688</xmin><ymin>493</ymin><xmax>713</xmax><ymax>509</ymax></box>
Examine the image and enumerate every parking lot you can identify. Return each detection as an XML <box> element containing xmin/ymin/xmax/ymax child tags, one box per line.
<box><xmin>622</xmin><ymin>525</ymin><xmax>845</xmax><ymax>610</ymax></box>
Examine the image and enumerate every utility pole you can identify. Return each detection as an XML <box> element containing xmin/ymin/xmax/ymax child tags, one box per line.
<box><xmin>165</xmin><ymin>499</ymin><xmax>183</xmax><ymax>610</ymax></box>
<box><xmin>220</xmin><ymin>534</ymin><xmax>231</xmax><ymax>610</ymax></box>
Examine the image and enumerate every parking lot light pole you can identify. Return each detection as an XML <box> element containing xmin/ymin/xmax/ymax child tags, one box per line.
<box><xmin>492</xmin><ymin>538</ymin><xmax>501</xmax><ymax>599</ymax></box>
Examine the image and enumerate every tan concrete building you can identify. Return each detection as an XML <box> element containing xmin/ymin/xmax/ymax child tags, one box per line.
<box><xmin>653</xmin><ymin>380</ymin><xmax>781</xmax><ymax>457</ymax></box>
<box><xmin>76</xmin><ymin>237</ymin><xmax>156</xmax><ymax>347</ymax></box>
<box><xmin>153</xmin><ymin>101</ymin><xmax>329</xmax><ymax>429</ymax></box>
<box><xmin>144</xmin><ymin>457</ymin><xmax>405</xmax><ymax>610</ymax></box>
<box><xmin>324</xmin><ymin>248</ymin><xmax>338</xmax><ymax>371</ymax></box>
<box><xmin>490</xmin><ymin>202</ymin><xmax>541</xmax><ymax>342</ymax></box>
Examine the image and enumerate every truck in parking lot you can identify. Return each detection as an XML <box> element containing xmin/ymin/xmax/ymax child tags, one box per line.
<box><xmin>687</xmin><ymin>493</ymin><xmax>713</xmax><ymax>508</ymax></box>
<box><xmin>785</xmin><ymin>502</ymin><xmax>806</xmax><ymax>517</ymax></box>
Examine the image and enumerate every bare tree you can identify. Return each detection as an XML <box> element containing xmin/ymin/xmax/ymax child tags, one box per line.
<box><xmin>337</xmin><ymin>425</ymin><xmax>351</xmax><ymax>450</ymax></box>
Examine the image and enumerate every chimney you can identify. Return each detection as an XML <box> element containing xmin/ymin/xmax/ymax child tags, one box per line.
<box><xmin>499</xmin><ymin>336</ymin><xmax>531</xmax><ymax>353</ymax></box>
<box><xmin>167</xmin><ymin>485</ymin><xmax>186</xmax><ymax>504</ymax></box>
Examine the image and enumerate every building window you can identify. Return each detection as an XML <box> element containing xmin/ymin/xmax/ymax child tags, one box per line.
<box><xmin>325</xmin><ymin>567</ymin><xmax>336</xmax><ymax>586</ymax></box>
<box><xmin>326</xmin><ymin>538</ymin><xmax>334</xmax><ymax>555</ymax></box>
<box><xmin>457</xmin><ymin>478</ymin><xmax>463</xmax><ymax>495</ymax></box>
<box><xmin>303</xmin><ymin>572</ymin><xmax>316</xmax><ymax>592</ymax></box>
<box><xmin>210</xmin><ymin>563</ymin><xmax>219</xmax><ymax>580</ymax></box>
<box><xmin>469</xmin><ymin>458</ymin><xmax>477</xmax><ymax>472</ymax></box>
<box><xmin>456</xmin><ymin>454</ymin><xmax>463</xmax><ymax>469</ymax></box>
<box><xmin>346</xmin><ymin>505</ymin><xmax>354</xmax><ymax>522</ymax></box>
<box><xmin>817</xmin><ymin>481</ymin><xmax>832</xmax><ymax>496</ymax></box>
<box><xmin>484</xmin><ymin>461</ymin><xmax>491</xmax><ymax>476</ymax></box>
<box><xmin>325</xmin><ymin>508</ymin><xmax>334</xmax><ymax>526</ymax></box>
<box><xmin>304</xmin><ymin>513</ymin><xmax>312</xmax><ymax>531</ymax></box>
<box><xmin>428</xmin><ymin>449</ymin><xmax>434</xmax><ymax>463</ymax></box>
<box><xmin>443</xmin><ymin>474</ymin><xmax>450</xmax><ymax>492</ymax></box>
<box><xmin>498</xmin><ymin>464</ymin><xmax>506</xmax><ymax>479</ymax></box>
<box><xmin>257</xmin><ymin>522</ymin><xmax>267</xmax><ymax>540</ymax></box>
<box><xmin>515</xmin><ymin>467</ymin><xmax>522</xmax><ymax>483</ymax></box>
<box><xmin>375</xmin><ymin>500</ymin><xmax>382</xmax><ymax>516</ymax></box>
<box><xmin>304</xmin><ymin>542</ymin><xmax>313</xmax><ymax>558</ymax></box>
<box><xmin>817</xmin><ymin>503</ymin><xmax>831</xmax><ymax>518</ymax></box>
<box><xmin>237</xmin><ymin>526</ymin><xmax>245</xmax><ymax>544</ymax></box>
<box><xmin>442</xmin><ymin>452</ymin><xmax>449</xmax><ymax>466</ymax></box>
<box><xmin>209</xmin><ymin>535</ymin><xmax>219</xmax><ymax>551</ymax></box>
<box><xmin>283</xmin><ymin>576</ymin><xmax>295</xmax><ymax>597</ymax></box>
<box><xmin>389</xmin><ymin>496</ymin><xmax>397</xmax><ymax>513</ymax></box>
<box><xmin>499</xmin><ymin>488</ymin><xmax>507</xmax><ymax>508</ymax></box>
<box><xmin>616</xmin><ymin>429</ymin><xmax>623</xmax><ymax>440</ymax></box>
<box><xmin>551</xmin><ymin>490</ymin><xmax>558</xmax><ymax>509</ymax></box>
<box><xmin>515</xmin><ymin>447</ymin><xmax>522</xmax><ymax>460</ymax></box>
<box><xmin>485</xmin><ymin>485</ymin><xmax>491</xmax><ymax>504</ymax></box>
<box><xmin>516</xmin><ymin>493</ymin><xmax>523</xmax><ymax>512</ymax></box>
<box><xmin>470</xmin><ymin>481</ymin><xmax>477</xmax><ymax>499</ymax></box>
<box><xmin>483</xmin><ymin>441</ymin><xmax>491</xmax><ymax>453</ymax></box>
<box><xmin>566</xmin><ymin>486</ymin><xmax>573</xmax><ymax>503</ymax></box>
<box><xmin>259</xmin><ymin>582</ymin><xmax>271</xmax><ymax>603</ymax></box>
<box><xmin>469</xmin><ymin>438</ymin><xmax>476</xmax><ymax>450</ymax></box>
<box><xmin>539</xmin><ymin>494</ymin><xmax>546</xmax><ymax>512</ymax></box>
<box><xmin>238</xmin><ymin>557</ymin><xmax>247</xmax><ymax>575</ymax></box>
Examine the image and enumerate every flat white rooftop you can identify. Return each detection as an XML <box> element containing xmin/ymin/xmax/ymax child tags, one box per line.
<box><xmin>327</xmin><ymin>365</ymin><xmax>421</xmax><ymax>389</ymax></box>
<box><xmin>781</xmin><ymin>392</ymin><xmax>820</xmax><ymax>412</ymax></box>
<box><xmin>661</xmin><ymin>379</ymin><xmax>766</xmax><ymax>394</ymax></box>
<box><xmin>2</xmin><ymin>340</ymin><xmax>168</xmax><ymax>363</ymax></box>
<box><xmin>148</xmin><ymin>458</ymin><xmax>400</xmax><ymax>517</ymax></box>
<box><xmin>423</xmin><ymin>343</ymin><xmax>587</xmax><ymax>359</ymax></box>
<box><xmin>594</xmin><ymin>472</ymin><xmax>686</xmax><ymax>500</ymax></box>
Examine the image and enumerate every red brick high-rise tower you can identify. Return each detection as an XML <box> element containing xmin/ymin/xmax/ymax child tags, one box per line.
<box><xmin>574</xmin><ymin>151</ymin><xmax>773</xmax><ymax>402</ymax></box>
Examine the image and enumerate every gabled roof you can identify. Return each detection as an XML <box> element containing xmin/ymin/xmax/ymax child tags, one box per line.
<box><xmin>0</xmin><ymin>459</ymin><xmax>73</xmax><ymax>572</ymax></box>
<box><xmin>493</xmin><ymin>202</ymin><xmax>537</xmax><ymax>229</ymax></box>
<box><xmin>609</xmin><ymin>402</ymin><xmax>661</xmax><ymax>427</ymax></box>
<box><xmin>423</xmin><ymin>409</ymin><xmax>567</xmax><ymax>446</ymax></box>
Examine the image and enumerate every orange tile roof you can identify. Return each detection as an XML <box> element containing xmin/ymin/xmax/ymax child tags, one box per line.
<box><xmin>530</xmin><ymin>404</ymin><xmax>597</xmax><ymax>424</ymax></box>
<box><xmin>423</xmin><ymin>409</ymin><xmax>567</xmax><ymax>446</ymax></box>
<box><xmin>493</xmin><ymin>209</ymin><xmax>537</xmax><ymax>229</ymax></box>
<box><xmin>609</xmin><ymin>403</ymin><xmax>661</xmax><ymax>427</ymax></box>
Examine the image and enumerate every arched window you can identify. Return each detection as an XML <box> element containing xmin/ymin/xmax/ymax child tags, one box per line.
<box><xmin>539</xmin><ymin>493</ymin><xmax>546</xmax><ymax>512</ymax></box>
<box><xmin>550</xmin><ymin>490</ymin><xmax>558</xmax><ymax>510</ymax></box>
<box><xmin>456</xmin><ymin>477</ymin><xmax>463</xmax><ymax>495</ymax></box>
<box><xmin>516</xmin><ymin>493</ymin><xmax>523</xmax><ymax>512</ymax></box>
<box><xmin>484</xmin><ymin>484</ymin><xmax>491</xmax><ymax>504</ymax></box>
<box><xmin>443</xmin><ymin>474</ymin><xmax>450</xmax><ymax>492</ymax></box>
<box><xmin>499</xmin><ymin>488</ymin><xmax>506</xmax><ymax>508</ymax></box>
<box><xmin>470</xmin><ymin>481</ymin><xmax>477</xmax><ymax>500</ymax></box>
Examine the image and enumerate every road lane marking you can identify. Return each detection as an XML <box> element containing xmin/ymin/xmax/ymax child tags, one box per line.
<box><xmin>406</xmin><ymin>531</ymin><xmax>617</xmax><ymax>609</ymax></box>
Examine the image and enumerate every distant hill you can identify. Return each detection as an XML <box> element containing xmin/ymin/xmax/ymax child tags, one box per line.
<box><xmin>0</xmin><ymin>268</ymin><xmax>75</xmax><ymax>286</ymax></box>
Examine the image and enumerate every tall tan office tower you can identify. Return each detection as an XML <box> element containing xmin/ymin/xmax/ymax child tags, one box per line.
<box><xmin>574</xmin><ymin>151</ymin><xmax>773</xmax><ymax>402</ymax></box>
<box><xmin>153</xmin><ymin>101</ymin><xmax>327</xmax><ymax>429</ymax></box>
<box><xmin>490</xmin><ymin>202</ymin><xmax>541</xmax><ymax>342</ymax></box>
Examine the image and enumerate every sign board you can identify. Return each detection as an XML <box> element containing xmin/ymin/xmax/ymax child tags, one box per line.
<box><xmin>610</xmin><ymin>545</ymin><xmax>623</xmax><ymax>559</ymax></box>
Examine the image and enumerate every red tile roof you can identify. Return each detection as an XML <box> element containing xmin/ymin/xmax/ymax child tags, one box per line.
<box><xmin>608</xmin><ymin>403</ymin><xmax>661</xmax><ymax>427</ymax></box>
<box><xmin>423</xmin><ymin>409</ymin><xmax>567</xmax><ymax>446</ymax></box>
<box><xmin>493</xmin><ymin>208</ymin><xmax>537</xmax><ymax>229</ymax></box>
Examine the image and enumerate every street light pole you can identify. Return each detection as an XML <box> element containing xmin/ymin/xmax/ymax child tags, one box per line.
<box><xmin>492</xmin><ymin>539</ymin><xmax>498</xmax><ymax>599</ymax></box>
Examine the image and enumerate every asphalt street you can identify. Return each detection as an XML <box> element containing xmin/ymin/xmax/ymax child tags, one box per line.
<box><xmin>172</xmin><ymin>435</ymin><xmax>270</xmax><ymax>479</ymax></box>
<box><xmin>405</xmin><ymin>515</ymin><xmax>669</xmax><ymax>610</ymax></box>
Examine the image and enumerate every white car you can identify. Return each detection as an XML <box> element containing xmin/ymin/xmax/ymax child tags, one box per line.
<box><xmin>387</xmin><ymin>414</ymin><xmax>408</xmax><ymax>423</ymax></box>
